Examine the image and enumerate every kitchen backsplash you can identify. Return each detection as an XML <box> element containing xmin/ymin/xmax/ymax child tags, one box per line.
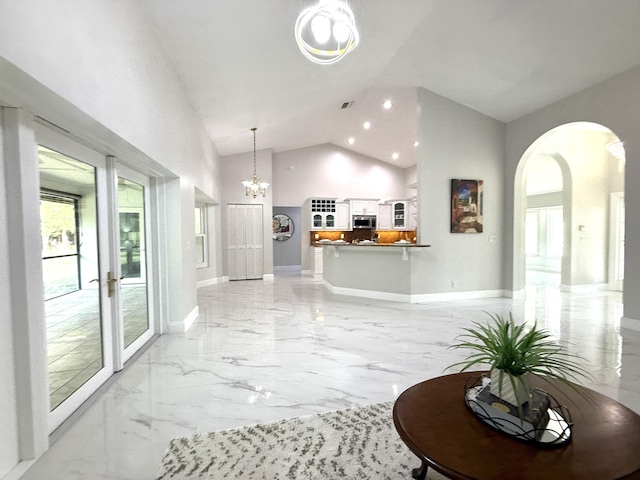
<box><xmin>311</xmin><ymin>230</ymin><xmax>417</xmax><ymax>244</ymax></box>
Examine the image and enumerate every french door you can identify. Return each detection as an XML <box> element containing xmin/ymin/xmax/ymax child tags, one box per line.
<box><xmin>37</xmin><ymin>125</ymin><xmax>155</xmax><ymax>431</ymax></box>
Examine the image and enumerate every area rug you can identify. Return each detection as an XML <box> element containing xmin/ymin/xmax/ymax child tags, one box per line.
<box><xmin>155</xmin><ymin>401</ymin><xmax>448</xmax><ymax>479</ymax></box>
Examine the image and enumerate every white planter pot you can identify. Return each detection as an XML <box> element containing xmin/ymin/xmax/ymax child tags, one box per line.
<box><xmin>490</xmin><ymin>369</ymin><xmax>530</xmax><ymax>406</ymax></box>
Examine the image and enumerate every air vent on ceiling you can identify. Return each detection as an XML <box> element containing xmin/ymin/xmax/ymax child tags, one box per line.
<box><xmin>340</xmin><ymin>101</ymin><xmax>355</xmax><ymax>109</ymax></box>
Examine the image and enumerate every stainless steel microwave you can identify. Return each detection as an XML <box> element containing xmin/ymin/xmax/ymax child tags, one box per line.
<box><xmin>353</xmin><ymin>215</ymin><xmax>376</xmax><ymax>229</ymax></box>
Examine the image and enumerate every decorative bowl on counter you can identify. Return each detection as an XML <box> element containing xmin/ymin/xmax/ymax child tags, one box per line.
<box><xmin>331</xmin><ymin>239</ymin><xmax>347</xmax><ymax>244</ymax></box>
<box><xmin>358</xmin><ymin>240</ymin><xmax>376</xmax><ymax>245</ymax></box>
<box><xmin>394</xmin><ymin>239</ymin><xmax>411</xmax><ymax>244</ymax></box>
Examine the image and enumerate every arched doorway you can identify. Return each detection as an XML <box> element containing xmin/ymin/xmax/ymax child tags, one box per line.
<box><xmin>514</xmin><ymin>122</ymin><xmax>625</xmax><ymax>293</ymax></box>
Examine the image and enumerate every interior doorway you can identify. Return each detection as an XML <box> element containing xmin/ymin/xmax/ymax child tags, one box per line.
<box><xmin>515</xmin><ymin>122</ymin><xmax>625</xmax><ymax>294</ymax></box>
<box><xmin>227</xmin><ymin>204</ymin><xmax>264</xmax><ymax>280</ymax></box>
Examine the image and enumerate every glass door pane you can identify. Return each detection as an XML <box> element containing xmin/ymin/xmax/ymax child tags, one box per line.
<box><xmin>117</xmin><ymin>176</ymin><xmax>150</xmax><ymax>349</ymax></box>
<box><xmin>38</xmin><ymin>146</ymin><xmax>104</xmax><ymax>412</ymax></box>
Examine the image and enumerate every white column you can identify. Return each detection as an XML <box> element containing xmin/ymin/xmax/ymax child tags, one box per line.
<box><xmin>2</xmin><ymin>107</ymin><xmax>49</xmax><ymax>460</ymax></box>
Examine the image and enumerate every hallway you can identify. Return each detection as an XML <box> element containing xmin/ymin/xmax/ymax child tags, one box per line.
<box><xmin>21</xmin><ymin>274</ymin><xmax>639</xmax><ymax>479</ymax></box>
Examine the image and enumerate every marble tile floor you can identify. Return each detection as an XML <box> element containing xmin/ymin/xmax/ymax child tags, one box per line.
<box><xmin>21</xmin><ymin>272</ymin><xmax>640</xmax><ymax>480</ymax></box>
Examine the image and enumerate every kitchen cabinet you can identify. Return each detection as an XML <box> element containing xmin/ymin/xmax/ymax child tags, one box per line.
<box><xmin>309</xmin><ymin>198</ymin><xmax>337</xmax><ymax>230</ymax></box>
<box><xmin>346</xmin><ymin>198</ymin><xmax>379</xmax><ymax>216</ymax></box>
<box><xmin>312</xmin><ymin>246</ymin><xmax>323</xmax><ymax>275</ymax></box>
<box><xmin>335</xmin><ymin>202</ymin><xmax>350</xmax><ymax>230</ymax></box>
<box><xmin>392</xmin><ymin>201</ymin><xmax>407</xmax><ymax>229</ymax></box>
<box><xmin>377</xmin><ymin>203</ymin><xmax>392</xmax><ymax>229</ymax></box>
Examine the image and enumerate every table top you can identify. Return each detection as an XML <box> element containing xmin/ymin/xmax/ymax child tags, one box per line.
<box><xmin>393</xmin><ymin>372</ymin><xmax>640</xmax><ymax>480</ymax></box>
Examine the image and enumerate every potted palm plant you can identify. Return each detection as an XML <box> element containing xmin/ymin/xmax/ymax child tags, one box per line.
<box><xmin>448</xmin><ymin>312</ymin><xmax>592</xmax><ymax>412</ymax></box>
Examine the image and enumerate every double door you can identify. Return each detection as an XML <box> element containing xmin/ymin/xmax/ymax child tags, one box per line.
<box><xmin>37</xmin><ymin>125</ymin><xmax>155</xmax><ymax>431</ymax></box>
<box><xmin>228</xmin><ymin>204</ymin><xmax>264</xmax><ymax>280</ymax></box>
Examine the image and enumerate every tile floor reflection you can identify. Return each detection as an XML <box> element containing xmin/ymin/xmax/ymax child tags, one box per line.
<box><xmin>24</xmin><ymin>272</ymin><xmax>640</xmax><ymax>480</ymax></box>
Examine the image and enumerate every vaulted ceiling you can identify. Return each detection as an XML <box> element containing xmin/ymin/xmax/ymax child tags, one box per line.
<box><xmin>138</xmin><ymin>0</ymin><xmax>640</xmax><ymax>168</ymax></box>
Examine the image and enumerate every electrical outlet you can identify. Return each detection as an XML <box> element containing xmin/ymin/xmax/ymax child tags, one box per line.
<box><xmin>451</xmin><ymin>280</ymin><xmax>457</xmax><ymax>288</ymax></box>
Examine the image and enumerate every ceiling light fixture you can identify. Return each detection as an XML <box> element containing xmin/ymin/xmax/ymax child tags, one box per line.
<box><xmin>383</xmin><ymin>100</ymin><xmax>392</xmax><ymax>109</ymax></box>
<box><xmin>414</xmin><ymin>141</ymin><xmax>419</xmax><ymax>147</ymax></box>
<box><xmin>392</xmin><ymin>152</ymin><xmax>399</xmax><ymax>160</ymax></box>
<box><xmin>606</xmin><ymin>139</ymin><xmax>625</xmax><ymax>165</ymax></box>
<box><xmin>241</xmin><ymin>127</ymin><xmax>269</xmax><ymax>198</ymax></box>
<box><xmin>294</xmin><ymin>0</ymin><xmax>360</xmax><ymax>65</ymax></box>
<box><xmin>363</xmin><ymin>121</ymin><xmax>371</xmax><ymax>130</ymax></box>
<box><xmin>348</xmin><ymin>137</ymin><xmax>355</xmax><ymax>145</ymax></box>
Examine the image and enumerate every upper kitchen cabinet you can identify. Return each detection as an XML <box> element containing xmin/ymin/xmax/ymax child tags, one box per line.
<box><xmin>392</xmin><ymin>201</ymin><xmax>406</xmax><ymax>229</ymax></box>
<box><xmin>335</xmin><ymin>201</ymin><xmax>350</xmax><ymax>230</ymax></box>
<box><xmin>306</xmin><ymin>197</ymin><xmax>344</xmax><ymax>231</ymax></box>
<box><xmin>346</xmin><ymin>198</ymin><xmax>379</xmax><ymax>217</ymax></box>
<box><xmin>380</xmin><ymin>200</ymin><xmax>417</xmax><ymax>230</ymax></box>
<box><xmin>377</xmin><ymin>203</ymin><xmax>392</xmax><ymax>230</ymax></box>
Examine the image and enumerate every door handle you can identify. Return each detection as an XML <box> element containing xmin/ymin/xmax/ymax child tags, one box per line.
<box><xmin>106</xmin><ymin>271</ymin><xmax>125</xmax><ymax>297</ymax></box>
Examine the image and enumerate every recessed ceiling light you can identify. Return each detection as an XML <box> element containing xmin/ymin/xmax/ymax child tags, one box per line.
<box><xmin>392</xmin><ymin>152</ymin><xmax>399</xmax><ymax>160</ymax></box>
<box><xmin>383</xmin><ymin>100</ymin><xmax>392</xmax><ymax>110</ymax></box>
<box><xmin>363</xmin><ymin>121</ymin><xmax>371</xmax><ymax>129</ymax></box>
<box><xmin>348</xmin><ymin>137</ymin><xmax>355</xmax><ymax>145</ymax></box>
<box><xmin>414</xmin><ymin>141</ymin><xmax>419</xmax><ymax>147</ymax></box>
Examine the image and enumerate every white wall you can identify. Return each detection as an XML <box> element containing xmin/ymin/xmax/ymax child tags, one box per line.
<box><xmin>272</xmin><ymin>144</ymin><xmax>410</xmax><ymax>206</ymax></box>
<box><xmin>0</xmin><ymin>1</ymin><xmax>218</xmax><ymax>196</ymax></box>
<box><xmin>505</xmin><ymin>65</ymin><xmax>640</xmax><ymax>324</ymax></box>
<box><xmin>415</xmin><ymin>88</ymin><xmax>506</xmax><ymax>293</ymax></box>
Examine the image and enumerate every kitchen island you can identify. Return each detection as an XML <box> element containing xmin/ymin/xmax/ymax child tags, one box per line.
<box><xmin>320</xmin><ymin>242</ymin><xmax>433</xmax><ymax>302</ymax></box>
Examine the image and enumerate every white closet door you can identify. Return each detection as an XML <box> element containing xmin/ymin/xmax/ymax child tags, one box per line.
<box><xmin>228</xmin><ymin>204</ymin><xmax>263</xmax><ymax>280</ymax></box>
<box><xmin>245</xmin><ymin>204</ymin><xmax>264</xmax><ymax>279</ymax></box>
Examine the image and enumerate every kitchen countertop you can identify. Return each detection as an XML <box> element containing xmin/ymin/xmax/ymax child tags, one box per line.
<box><xmin>312</xmin><ymin>241</ymin><xmax>430</xmax><ymax>247</ymax></box>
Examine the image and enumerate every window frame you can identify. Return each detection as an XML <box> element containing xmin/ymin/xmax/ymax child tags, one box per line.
<box><xmin>195</xmin><ymin>205</ymin><xmax>208</xmax><ymax>268</ymax></box>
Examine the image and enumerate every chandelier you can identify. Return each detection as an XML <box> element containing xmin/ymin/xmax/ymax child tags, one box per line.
<box><xmin>606</xmin><ymin>139</ymin><xmax>626</xmax><ymax>165</ymax></box>
<box><xmin>294</xmin><ymin>0</ymin><xmax>359</xmax><ymax>65</ymax></box>
<box><xmin>241</xmin><ymin>127</ymin><xmax>269</xmax><ymax>198</ymax></box>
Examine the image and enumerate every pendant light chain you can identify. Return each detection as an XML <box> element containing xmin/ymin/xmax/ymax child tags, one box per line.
<box><xmin>252</xmin><ymin>127</ymin><xmax>257</xmax><ymax>175</ymax></box>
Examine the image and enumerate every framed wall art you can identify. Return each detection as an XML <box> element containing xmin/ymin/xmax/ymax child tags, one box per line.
<box><xmin>272</xmin><ymin>213</ymin><xmax>294</xmax><ymax>241</ymax></box>
<box><xmin>451</xmin><ymin>179</ymin><xmax>483</xmax><ymax>233</ymax></box>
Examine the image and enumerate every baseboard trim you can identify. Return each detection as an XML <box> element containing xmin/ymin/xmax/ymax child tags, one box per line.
<box><xmin>323</xmin><ymin>281</ymin><xmax>411</xmax><ymax>302</ymax></box>
<box><xmin>196</xmin><ymin>276</ymin><xmax>227</xmax><ymax>289</ymax></box>
<box><xmin>504</xmin><ymin>289</ymin><xmax>526</xmax><ymax>300</ymax></box>
<box><xmin>168</xmin><ymin>305</ymin><xmax>199</xmax><ymax>333</ymax></box>
<box><xmin>323</xmin><ymin>281</ymin><xmax>504</xmax><ymax>304</ymax></box>
<box><xmin>559</xmin><ymin>283</ymin><xmax>608</xmax><ymax>293</ymax></box>
<box><xmin>621</xmin><ymin>316</ymin><xmax>640</xmax><ymax>332</ymax></box>
<box><xmin>274</xmin><ymin>265</ymin><xmax>302</xmax><ymax>273</ymax></box>
<box><xmin>263</xmin><ymin>274</ymin><xmax>275</xmax><ymax>283</ymax></box>
<box><xmin>411</xmin><ymin>289</ymin><xmax>505</xmax><ymax>303</ymax></box>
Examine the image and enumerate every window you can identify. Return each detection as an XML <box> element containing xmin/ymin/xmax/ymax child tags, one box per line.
<box><xmin>547</xmin><ymin>207</ymin><xmax>564</xmax><ymax>258</ymax></box>
<box><xmin>195</xmin><ymin>206</ymin><xmax>208</xmax><ymax>267</ymax></box>
<box><xmin>525</xmin><ymin>211</ymin><xmax>539</xmax><ymax>256</ymax></box>
<box><xmin>525</xmin><ymin>206</ymin><xmax>563</xmax><ymax>258</ymax></box>
<box><xmin>40</xmin><ymin>191</ymin><xmax>81</xmax><ymax>300</ymax></box>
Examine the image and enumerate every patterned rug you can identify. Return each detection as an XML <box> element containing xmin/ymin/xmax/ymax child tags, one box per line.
<box><xmin>155</xmin><ymin>401</ymin><xmax>448</xmax><ymax>479</ymax></box>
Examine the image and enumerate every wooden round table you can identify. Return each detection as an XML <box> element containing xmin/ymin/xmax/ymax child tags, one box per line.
<box><xmin>393</xmin><ymin>372</ymin><xmax>640</xmax><ymax>480</ymax></box>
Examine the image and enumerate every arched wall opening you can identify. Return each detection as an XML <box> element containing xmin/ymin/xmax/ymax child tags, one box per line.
<box><xmin>513</xmin><ymin>122</ymin><xmax>625</xmax><ymax>294</ymax></box>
